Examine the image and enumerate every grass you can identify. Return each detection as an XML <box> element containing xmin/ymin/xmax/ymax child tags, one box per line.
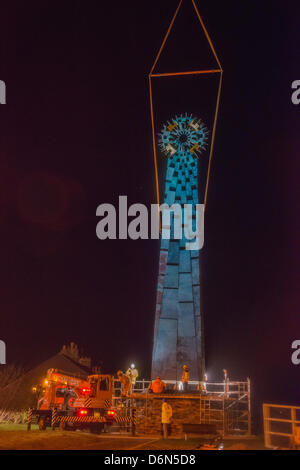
<box><xmin>0</xmin><ymin>424</ymin><xmax>38</xmax><ymax>431</ymax></box>
<box><xmin>0</xmin><ymin>426</ymin><xmax>154</xmax><ymax>450</ymax></box>
<box><xmin>0</xmin><ymin>424</ymin><xmax>267</xmax><ymax>450</ymax></box>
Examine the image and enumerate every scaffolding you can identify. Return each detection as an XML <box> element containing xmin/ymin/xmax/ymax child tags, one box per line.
<box><xmin>112</xmin><ymin>378</ymin><xmax>251</xmax><ymax>436</ymax></box>
<box><xmin>201</xmin><ymin>379</ymin><xmax>251</xmax><ymax>435</ymax></box>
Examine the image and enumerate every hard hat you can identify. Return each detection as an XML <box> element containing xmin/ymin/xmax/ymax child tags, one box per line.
<box><xmin>156</xmin><ymin>376</ymin><xmax>161</xmax><ymax>380</ymax></box>
<box><xmin>131</xmin><ymin>364</ymin><xmax>135</xmax><ymax>369</ymax></box>
<box><xmin>117</xmin><ymin>370</ymin><xmax>123</xmax><ymax>375</ymax></box>
<box><xmin>183</xmin><ymin>365</ymin><xmax>188</xmax><ymax>369</ymax></box>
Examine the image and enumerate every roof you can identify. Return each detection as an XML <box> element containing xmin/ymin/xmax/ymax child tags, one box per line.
<box><xmin>0</xmin><ymin>353</ymin><xmax>91</xmax><ymax>410</ymax></box>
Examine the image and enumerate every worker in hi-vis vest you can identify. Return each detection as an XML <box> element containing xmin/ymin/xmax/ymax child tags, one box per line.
<box><xmin>181</xmin><ymin>365</ymin><xmax>190</xmax><ymax>392</ymax></box>
<box><xmin>126</xmin><ymin>364</ymin><xmax>138</xmax><ymax>393</ymax></box>
<box><xmin>117</xmin><ymin>370</ymin><xmax>130</xmax><ymax>397</ymax></box>
<box><xmin>149</xmin><ymin>376</ymin><xmax>166</xmax><ymax>394</ymax></box>
<box><xmin>161</xmin><ymin>398</ymin><xmax>172</xmax><ymax>439</ymax></box>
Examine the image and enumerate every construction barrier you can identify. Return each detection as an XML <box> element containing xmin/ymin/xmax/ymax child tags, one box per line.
<box><xmin>27</xmin><ymin>408</ymin><xmax>32</xmax><ymax>431</ymax></box>
<box><xmin>51</xmin><ymin>408</ymin><xmax>57</xmax><ymax>430</ymax></box>
<box><xmin>131</xmin><ymin>407</ymin><xmax>136</xmax><ymax>436</ymax></box>
<box><xmin>114</xmin><ymin>416</ymin><xmax>132</xmax><ymax>423</ymax></box>
<box><xmin>263</xmin><ymin>403</ymin><xmax>300</xmax><ymax>449</ymax></box>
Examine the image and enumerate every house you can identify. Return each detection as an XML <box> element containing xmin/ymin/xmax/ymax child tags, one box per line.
<box><xmin>0</xmin><ymin>343</ymin><xmax>97</xmax><ymax>410</ymax></box>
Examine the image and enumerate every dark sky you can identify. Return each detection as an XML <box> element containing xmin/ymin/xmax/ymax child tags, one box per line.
<box><xmin>0</xmin><ymin>0</ymin><xmax>299</xmax><ymax>429</ymax></box>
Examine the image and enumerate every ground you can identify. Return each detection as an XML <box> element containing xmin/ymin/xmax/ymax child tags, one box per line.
<box><xmin>0</xmin><ymin>425</ymin><xmax>266</xmax><ymax>450</ymax></box>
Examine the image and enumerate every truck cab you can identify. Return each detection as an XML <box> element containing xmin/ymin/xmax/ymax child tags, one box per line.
<box><xmin>72</xmin><ymin>374</ymin><xmax>114</xmax><ymax>409</ymax></box>
<box><xmin>32</xmin><ymin>369</ymin><xmax>116</xmax><ymax>432</ymax></box>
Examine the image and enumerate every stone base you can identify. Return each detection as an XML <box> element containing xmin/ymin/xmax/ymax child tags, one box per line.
<box><xmin>130</xmin><ymin>393</ymin><xmax>250</xmax><ymax>437</ymax></box>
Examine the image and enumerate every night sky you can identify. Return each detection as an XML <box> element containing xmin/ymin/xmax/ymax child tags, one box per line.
<box><xmin>0</xmin><ymin>0</ymin><xmax>299</xmax><ymax>429</ymax></box>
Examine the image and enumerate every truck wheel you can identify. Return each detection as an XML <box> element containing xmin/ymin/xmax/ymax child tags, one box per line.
<box><xmin>91</xmin><ymin>424</ymin><xmax>103</xmax><ymax>434</ymax></box>
<box><xmin>39</xmin><ymin>417</ymin><xmax>47</xmax><ymax>431</ymax></box>
<box><xmin>104</xmin><ymin>423</ymin><xmax>112</xmax><ymax>434</ymax></box>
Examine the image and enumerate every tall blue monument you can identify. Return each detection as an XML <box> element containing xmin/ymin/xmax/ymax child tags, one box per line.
<box><xmin>149</xmin><ymin>0</ymin><xmax>223</xmax><ymax>382</ymax></box>
<box><xmin>151</xmin><ymin>114</ymin><xmax>208</xmax><ymax>381</ymax></box>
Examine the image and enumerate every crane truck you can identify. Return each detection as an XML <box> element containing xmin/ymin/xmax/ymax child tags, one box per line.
<box><xmin>29</xmin><ymin>368</ymin><xmax>118</xmax><ymax>432</ymax></box>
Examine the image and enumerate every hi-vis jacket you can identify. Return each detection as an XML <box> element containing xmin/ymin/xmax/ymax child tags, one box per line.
<box><xmin>182</xmin><ymin>370</ymin><xmax>189</xmax><ymax>383</ymax></box>
<box><xmin>150</xmin><ymin>378</ymin><xmax>166</xmax><ymax>394</ymax></box>
<box><xmin>161</xmin><ymin>402</ymin><xmax>173</xmax><ymax>424</ymax></box>
<box><xmin>126</xmin><ymin>368</ymin><xmax>138</xmax><ymax>385</ymax></box>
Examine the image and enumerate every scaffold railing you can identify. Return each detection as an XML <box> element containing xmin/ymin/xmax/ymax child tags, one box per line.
<box><xmin>113</xmin><ymin>378</ymin><xmax>250</xmax><ymax>400</ymax></box>
<box><xmin>263</xmin><ymin>403</ymin><xmax>300</xmax><ymax>449</ymax></box>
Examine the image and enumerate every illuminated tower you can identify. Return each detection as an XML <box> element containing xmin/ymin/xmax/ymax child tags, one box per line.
<box><xmin>152</xmin><ymin>114</ymin><xmax>208</xmax><ymax>381</ymax></box>
<box><xmin>149</xmin><ymin>0</ymin><xmax>223</xmax><ymax>382</ymax></box>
